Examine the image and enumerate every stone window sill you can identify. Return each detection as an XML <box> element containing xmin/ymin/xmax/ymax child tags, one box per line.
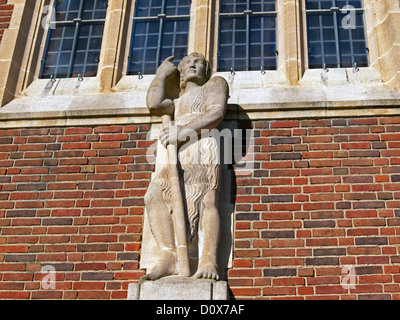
<box><xmin>1</xmin><ymin>69</ymin><xmax>399</xmax><ymax>128</ymax></box>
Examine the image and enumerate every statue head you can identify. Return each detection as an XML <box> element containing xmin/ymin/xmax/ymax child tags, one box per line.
<box><xmin>177</xmin><ymin>52</ymin><xmax>211</xmax><ymax>90</ymax></box>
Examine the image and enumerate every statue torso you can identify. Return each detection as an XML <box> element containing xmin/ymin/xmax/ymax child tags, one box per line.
<box><xmin>174</xmin><ymin>85</ymin><xmax>206</xmax><ymax>126</ymax></box>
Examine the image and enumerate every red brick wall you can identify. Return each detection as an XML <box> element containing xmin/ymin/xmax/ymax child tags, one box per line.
<box><xmin>230</xmin><ymin>117</ymin><xmax>400</xmax><ymax>300</ymax></box>
<box><xmin>0</xmin><ymin>117</ymin><xmax>400</xmax><ymax>300</ymax></box>
<box><xmin>0</xmin><ymin>125</ymin><xmax>151</xmax><ymax>299</ymax></box>
<box><xmin>0</xmin><ymin>0</ymin><xmax>13</xmax><ymax>44</ymax></box>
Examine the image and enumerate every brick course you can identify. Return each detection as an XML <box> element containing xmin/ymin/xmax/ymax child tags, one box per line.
<box><xmin>0</xmin><ymin>118</ymin><xmax>399</xmax><ymax>299</ymax></box>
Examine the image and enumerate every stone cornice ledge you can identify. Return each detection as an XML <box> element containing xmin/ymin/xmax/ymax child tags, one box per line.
<box><xmin>1</xmin><ymin>85</ymin><xmax>400</xmax><ymax>128</ymax></box>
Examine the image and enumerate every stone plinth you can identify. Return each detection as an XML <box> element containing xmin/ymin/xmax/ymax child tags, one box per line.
<box><xmin>127</xmin><ymin>276</ymin><xmax>228</xmax><ymax>300</ymax></box>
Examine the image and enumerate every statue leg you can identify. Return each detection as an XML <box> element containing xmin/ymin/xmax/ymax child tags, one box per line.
<box><xmin>143</xmin><ymin>181</ymin><xmax>178</xmax><ymax>280</ymax></box>
<box><xmin>194</xmin><ymin>189</ymin><xmax>220</xmax><ymax>280</ymax></box>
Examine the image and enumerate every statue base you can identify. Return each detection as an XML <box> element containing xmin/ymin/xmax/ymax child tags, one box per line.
<box><xmin>127</xmin><ymin>276</ymin><xmax>229</xmax><ymax>300</ymax></box>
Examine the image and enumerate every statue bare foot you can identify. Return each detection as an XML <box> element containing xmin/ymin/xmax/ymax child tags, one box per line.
<box><xmin>143</xmin><ymin>249</ymin><xmax>177</xmax><ymax>280</ymax></box>
<box><xmin>194</xmin><ymin>254</ymin><xmax>219</xmax><ymax>280</ymax></box>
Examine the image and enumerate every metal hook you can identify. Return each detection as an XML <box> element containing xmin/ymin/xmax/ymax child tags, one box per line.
<box><xmin>230</xmin><ymin>67</ymin><xmax>235</xmax><ymax>76</ymax></box>
<box><xmin>261</xmin><ymin>66</ymin><xmax>266</xmax><ymax>75</ymax></box>
<box><xmin>323</xmin><ymin>63</ymin><xmax>329</xmax><ymax>73</ymax></box>
<box><xmin>50</xmin><ymin>74</ymin><xmax>56</xmax><ymax>83</ymax></box>
<box><xmin>77</xmin><ymin>74</ymin><xmax>84</xmax><ymax>82</ymax></box>
<box><xmin>138</xmin><ymin>72</ymin><xmax>143</xmax><ymax>80</ymax></box>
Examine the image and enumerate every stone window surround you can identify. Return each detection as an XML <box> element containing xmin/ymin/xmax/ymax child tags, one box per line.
<box><xmin>0</xmin><ymin>0</ymin><xmax>399</xmax><ymax>129</ymax></box>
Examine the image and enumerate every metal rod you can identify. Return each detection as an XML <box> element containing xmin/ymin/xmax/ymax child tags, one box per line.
<box><xmin>53</xmin><ymin>24</ymin><xmax>68</xmax><ymax>77</ymax></box>
<box><xmin>133</xmin><ymin>14</ymin><xmax>190</xmax><ymax>21</ymax></box>
<box><xmin>318</xmin><ymin>15</ymin><xmax>326</xmax><ymax>68</ymax></box>
<box><xmin>332</xmin><ymin>11</ymin><xmax>341</xmax><ymax>68</ymax></box>
<box><xmin>156</xmin><ymin>19</ymin><xmax>164</xmax><ymax>67</ymax></box>
<box><xmin>348</xmin><ymin>16</ymin><xmax>355</xmax><ymax>68</ymax></box>
<box><xmin>261</xmin><ymin>16</ymin><xmax>265</xmax><ymax>72</ymax></box>
<box><xmin>39</xmin><ymin>28</ymin><xmax>54</xmax><ymax>77</ymax></box>
<box><xmin>55</xmin><ymin>19</ymin><xmax>106</xmax><ymax>25</ymax></box>
<box><xmin>246</xmin><ymin>13</ymin><xmax>250</xmax><ymax>71</ymax></box>
<box><xmin>246</xmin><ymin>0</ymin><xmax>250</xmax><ymax>71</ymax></box>
<box><xmin>305</xmin><ymin>8</ymin><xmax>364</xmax><ymax>13</ymax></box>
<box><xmin>231</xmin><ymin>18</ymin><xmax>236</xmax><ymax>70</ymax></box>
<box><xmin>67</xmin><ymin>0</ymin><xmax>85</xmax><ymax>77</ymax></box>
<box><xmin>67</xmin><ymin>21</ymin><xmax>81</xmax><ymax>77</ymax></box>
<box><xmin>155</xmin><ymin>0</ymin><xmax>166</xmax><ymax>67</ymax></box>
<box><xmin>219</xmin><ymin>11</ymin><xmax>277</xmax><ymax>17</ymax></box>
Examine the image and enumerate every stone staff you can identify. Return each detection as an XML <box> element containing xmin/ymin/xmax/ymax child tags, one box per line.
<box><xmin>161</xmin><ymin>114</ymin><xmax>191</xmax><ymax>277</ymax></box>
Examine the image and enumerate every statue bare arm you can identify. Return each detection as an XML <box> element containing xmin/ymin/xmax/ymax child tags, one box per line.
<box><xmin>146</xmin><ymin>56</ymin><xmax>178</xmax><ymax>117</ymax></box>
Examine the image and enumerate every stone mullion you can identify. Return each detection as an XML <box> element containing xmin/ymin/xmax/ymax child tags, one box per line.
<box><xmin>0</xmin><ymin>0</ymin><xmax>45</xmax><ymax>106</ymax></box>
<box><xmin>368</xmin><ymin>0</ymin><xmax>400</xmax><ymax>90</ymax></box>
<box><xmin>97</xmin><ymin>0</ymin><xmax>131</xmax><ymax>91</ymax></box>
<box><xmin>188</xmin><ymin>0</ymin><xmax>215</xmax><ymax>65</ymax></box>
<box><xmin>279</xmin><ymin>0</ymin><xmax>301</xmax><ymax>85</ymax></box>
<box><xmin>20</xmin><ymin>0</ymin><xmax>52</xmax><ymax>94</ymax></box>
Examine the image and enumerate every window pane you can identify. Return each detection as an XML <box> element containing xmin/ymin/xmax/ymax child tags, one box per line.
<box><xmin>41</xmin><ymin>25</ymin><xmax>74</xmax><ymax>78</ymax></box>
<box><xmin>249</xmin><ymin>16</ymin><xmax>276</xmax><ymax>71</ymax></box>
<box><xmin>129</xmin><ymin>21</ymin><xmax>159</xmax><ymax>74</ymax></box>
<box><xmin>218</xmin><ymin>1</ymin><xmax>277</xmax><ymax>71</ymax></box>
<box><xmin>306</xmin><ymin>0</ymin><xmax>332</xmax><ymax>10</ymax></box>
<box><xmin>218</xmin><ymin>17</ymin><xmax>246</xmax><ymax>71</ymax></box>
<box><xmin>220</xmin><ymin>0</ymin><xmax>276</xmax><ymax>13</ymax></box>
<box><xmin>128</xmin><ymin>0</ymin><xmax>190</xmax><ymax>75</ymax></box>
<box><xmin>306</xmin><ymin>0</ymin><xmax>368</xmax><ymax>69</ymax></box>
<box><xmin>337</xmin><ymin>0</ymin><xmax>363</xmax><ymax>9</ymax></box>
<box><xmin>250</xmin><ymin>0</ymin><xmax>276</xmax><ymax>12</ymax></box>
<box><xmin>220</xmin><ymin>0</ymin><xmax>247</xmax><ymax>13</ymax></box>
<box><xmin>337</xmin><ymin>12</ymin><xmax>368</xmax><ymax>67</ymax></box>
<box><xmin>160</xmin><ymin>20</ymin><xmax>189</xmax><ymax>65</ymax></box>
<box><xmin>82</xmin><ymin>0</ymin><xmax>107</xmax><ymax>19</ymax></box>
<box><xmin>56</xmin><ymin>0</ymin><xmax>80</xmax><ymax>21</ymax></box>
<box><xmin>40</xmin><ymin>0</ymin><xmax>106</xmax><ymax>78</ymax></box>
<box><xmin>135</xmin><ymin>0</ymin><xmax>163</xmax><ymax>17</ymax></box>
<box><xmin>165</xmin><ymin>0</ymin><xmax>191</xmax><ymax>15</ymax></box>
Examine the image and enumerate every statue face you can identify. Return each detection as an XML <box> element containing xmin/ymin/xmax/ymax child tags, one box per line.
<box><xmin>180</xmin><ymin>55</ymin><xmax>207</xmax><ymax>85</ymax></box>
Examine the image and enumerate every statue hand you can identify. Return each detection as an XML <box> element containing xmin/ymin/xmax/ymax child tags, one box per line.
<box><xmin>157</xmin><ymin>56</ymin><xmax>178</xmax><ymax>78</ymax></box>
<box><xmin>159</xmin><ymin>124</ymin><xmax>181</xmax><ymax>148</ymax></box>
<box><xmin>159</xmin><ymin>125</ymin><xmax>198</xmax><ymax>149</ymax></box>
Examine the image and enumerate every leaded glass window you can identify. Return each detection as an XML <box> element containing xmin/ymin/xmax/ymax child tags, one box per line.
<box><xmin>218</xmin><ymin>0</ymin><xmax>277</xmax><ymax>72</ymax></box>
<box><xmin>306</xmin><ymin>0</ymin><xmax>369</xmax><ymax>69</ymax></box>
<box><xmin>127</xmin><ymin>0</ymin><xmax>191</xmax><ymax>75</ymax></box>
<box><xmin>40</xmin><ymin>0</ymin><xmax>107</xmax><ymax>79</ymax></box>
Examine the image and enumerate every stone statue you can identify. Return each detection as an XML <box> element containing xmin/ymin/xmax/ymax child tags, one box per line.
<box><xmin>143</xmin><ymin>53</ymin><xmax>229</xmax><ymax>281</ymax></box>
